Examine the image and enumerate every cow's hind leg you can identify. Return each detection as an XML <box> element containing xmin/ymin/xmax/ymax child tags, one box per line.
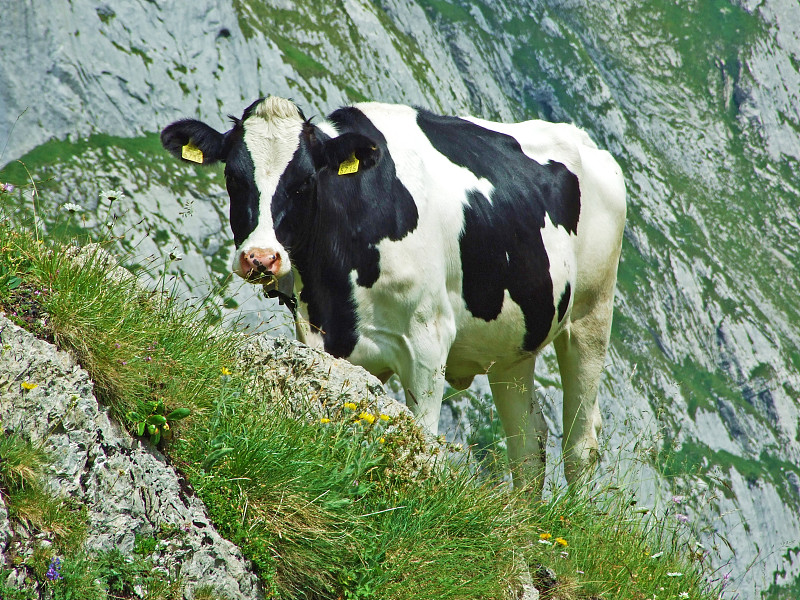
<box><xmin>554</xmin><ymin>298</ymin><xmax>614</xmax><ymax>486</ymax></box>
<box><xmin>488</xmin><ymin>357</ymin><xmax>548</xmax><ymax>496</ymax></box>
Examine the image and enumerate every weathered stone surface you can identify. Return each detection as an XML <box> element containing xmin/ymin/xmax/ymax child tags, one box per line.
<box><xmin>0</xmin><ymin>314</ymin><xmax>264</xmax><ymax>600</ymax></box>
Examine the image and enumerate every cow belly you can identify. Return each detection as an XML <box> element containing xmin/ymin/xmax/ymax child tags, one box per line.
<box><xmin>444</xmin><ymin>290</ymin><xmax>559</xmax><ymax>384</ymax></box>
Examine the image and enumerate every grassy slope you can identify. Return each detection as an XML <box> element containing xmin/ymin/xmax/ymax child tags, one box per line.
<box><xmin>0</xmin><ymin>211</ymin><xmax>724</xmax><ymax>599</ymax></box>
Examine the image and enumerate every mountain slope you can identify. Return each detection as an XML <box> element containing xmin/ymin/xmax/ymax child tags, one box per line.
<box><xmin>2</xmin><ymin>1</ymin><xmax>799</xmax><ymax>597</ymax></box>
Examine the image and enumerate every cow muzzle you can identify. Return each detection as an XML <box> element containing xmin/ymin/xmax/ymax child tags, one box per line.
<box><xmin>239</xmin><ymin>248</ymin><xmax>283</xmax><ymax>281</ymax></box>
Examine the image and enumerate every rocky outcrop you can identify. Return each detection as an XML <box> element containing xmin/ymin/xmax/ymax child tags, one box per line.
<box><xmin>0</xmin><ymin>314</ymin><xmax>264</xmax><ymax>599</ymax></box>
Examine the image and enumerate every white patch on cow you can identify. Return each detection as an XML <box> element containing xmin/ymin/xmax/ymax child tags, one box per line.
<box><xmin>472</xmin><ymin>177</ymin><xmax>495</xmax><ymax>203</ymax></box>
<box><xmin>463</xmin><ymin>116</ymin><xmax>589</xmax><ymax>174</ymax></box>
<box><xmin>349</xmin><ymin>103</ymin><xmax>494</xmax><ymax>212</ymax></box>
<box><xmin>446</xmin><ymin>289</ymin><xmax>528</xmax><ymax>380</ymax></box>
<box><xmin>540</xmin><ymin>213</ymin><xmax>577</xmax><ymax>321</ymax></box>
<box><xmin>230</xmin><ymin>97</ymin><xmax>303</xmax><ymax>278</ymax></box>
<box><xmin>315</xmin><ymin>120</ymin><xmax>339</xmax><ymax>139</ymax></box>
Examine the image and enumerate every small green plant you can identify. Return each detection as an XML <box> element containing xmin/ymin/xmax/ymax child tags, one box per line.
<box><xmin>126</xmin><ymin>399</ymin><xmax>191</xmax><ymax>445</ymax></box>
<box><xmin>0</xmin><ymin>568</ymin><xmax>37</xmax><ymax>600</ymax></box>
<box><xmin>0</xmin><ymin>263</ymin><xmax>22</xmax><ymax>293</ymax></box>
<box><xmin>133</xmin><ymin>533</ymin><xmax>159</xmax><ymax>556</ymax></box>
<box><xmin>192</xmin><ymin>584</ymin><xmax>230</xmax><ymax>600</ymax></box>
<box><xmin>93</xmin><ymin>548</ymin><xmax>180</xmax><ymax>599</ymax></box>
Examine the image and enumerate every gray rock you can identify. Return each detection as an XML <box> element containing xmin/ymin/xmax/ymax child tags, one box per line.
<box><xmin>0</xmin><ymin>314</ymin><xmax>263</xmax><ymax>600</ymax></box>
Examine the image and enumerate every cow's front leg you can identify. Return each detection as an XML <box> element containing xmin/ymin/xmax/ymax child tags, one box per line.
<box><xmin>401</xmin><ymin>358</ymin><xmax>447</xmax><ymax>436</ymax></box>
<box><xmin>395</xmin><ymin>318</ymin><xmax>453</xmax><ymax>435</ymax></box>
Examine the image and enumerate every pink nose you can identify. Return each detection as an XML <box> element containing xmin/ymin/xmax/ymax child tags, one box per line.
<box><xmin>239</xmin><ymin>248</ymin><xmax>281</xmax><ymax>279</ymax></box>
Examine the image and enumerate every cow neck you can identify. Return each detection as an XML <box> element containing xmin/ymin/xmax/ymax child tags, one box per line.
<box><xmin>289</xmin><ymin>111</ymin><xmax>419</xmax><ymax>358</ymax></box>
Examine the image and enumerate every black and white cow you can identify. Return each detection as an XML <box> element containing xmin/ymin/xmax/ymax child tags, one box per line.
<box><xmin>161</xmin><ymin>97</ymin><xmax>626</xmax><ymax>494</ymax></box>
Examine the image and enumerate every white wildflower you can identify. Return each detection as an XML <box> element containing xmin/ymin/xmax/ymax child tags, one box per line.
<box><xmin>679</xmin><ymin>592</ymin><xmax>689</xmax><ymax>598</ymax></box>
<box><xmin>61</xmin><ymin>202</ymin><xmax>83</xmax><ymax>212</ymax></box>
<box><xmin>650</xmin><ymin>551</ymin><xmax>664</xmax><ymax>559</ymax></box>
<box><xmin>100</xmin><ymin>189</ymin><xmax>125</xmax><ymax>201</ymax></box>
<box><xmin>666</xmin><ymin>572</ymin><xmax>683</xmax><ymax>577</ymax></box>
<box><xmin>538</xmin><ymin>539</ymin><xmax>552</xmax><ymax>545</ymax></box>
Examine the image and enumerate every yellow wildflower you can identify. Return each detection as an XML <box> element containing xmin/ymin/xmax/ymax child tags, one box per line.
<box><xmin>320</xmin><ymin>418</ymin><xmax>331</xmax><ymax>424</ymax></box>
<box><xmin>539</xmin><ymin>533</ymin><xmax>552</xmax><ymax>540</ymax></box>
<box><xmin>379</xmin><ymin>414</ymin><xmax>390</xmax><ymax>421</ymax></box>
<box><xmin>21</xmin><ymin>382</ymin><xmax>38</xmax><ymax>390</ymax></box>
<box><xmin>358</xmin><ymin>412</ymin><xmax>376</xmax><ymax>424</ymax></box>
<box><xmin>220</xmin><ymin>367</ymin><xmax>232</xmax><ymax>376</ymax></box>
<box><xmin>555</xmin><ymin>537</ymin><xmax>568</xmax><ymax>547</ymax></box>
<box><xmin>379</xmin><ymin>437</ymin><xmax>386</xmax><ymax>443</ymax></box>
<box><xmin>343</xmin><ymin>402</ymin><xmax>358</xmax><ymax>410</ymax></box>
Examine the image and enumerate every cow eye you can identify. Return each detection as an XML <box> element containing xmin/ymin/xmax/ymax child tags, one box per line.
<box><xmin>290</xmin><ymin>175</ymin><xmax>314</xmax><ymax>198</ymax></box>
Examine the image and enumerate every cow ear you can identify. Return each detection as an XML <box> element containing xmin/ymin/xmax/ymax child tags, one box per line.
<box><xmin>319</xmin><ymin>132</ymin><xmax>381</xmax><ymax>174</ymax></box>
<box><xmin>161</xmin><ymin>119</ymin><xmax>227</xmax><ymax>165</ymax></box>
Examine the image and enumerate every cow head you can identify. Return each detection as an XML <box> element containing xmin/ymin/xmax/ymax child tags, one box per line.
<box><xmin>161</xmin><ymin>97</ymin><xmax>380</xmax><ymax>284</ymax></box>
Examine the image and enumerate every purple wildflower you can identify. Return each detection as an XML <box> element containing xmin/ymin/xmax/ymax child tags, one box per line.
<box><xmin>46</xmin><ymin>557</ymin><xmax>63</xmax><ymax>581</ymax></box>
<box><xmin>1</xmin><ymin>183</ymin><xmax>14</xmax><ymax>193</ymax></box>
<box><xmin>722</xmin><ymin>571</ymin><xmax>732</xmax><ymax>586</ymax></box>
<box><xmin>675</xmin><ymin>513</ymin><xmax>690</xmax><ymax>524</ymax></box>
<box><xmin>672</xmin><ymin>495</ymin><xmax>685</xmax><ymax>504</ymax></box>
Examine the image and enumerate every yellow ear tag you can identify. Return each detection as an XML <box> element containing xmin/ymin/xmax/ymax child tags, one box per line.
<box><xmin>338</xmin><ymin>152</ymin><xmax>360</xmax><ymax>175</ymax></box>
<box><xmin>181</xmin><ymin>142</ymin><xmax>204</xmax><ymax>164</ymax></box>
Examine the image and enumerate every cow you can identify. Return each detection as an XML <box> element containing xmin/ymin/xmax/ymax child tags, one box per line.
<box><xmin>161</xmin><ymin>96</ymin><xmax>626</xmax><ymax>495</ymax></box>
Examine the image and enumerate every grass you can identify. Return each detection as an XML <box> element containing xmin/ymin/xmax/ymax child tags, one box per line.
<box><xmin>0</xmin><ymin>206</ymin><xmax>729</xmax><ymax>599</ymax></box>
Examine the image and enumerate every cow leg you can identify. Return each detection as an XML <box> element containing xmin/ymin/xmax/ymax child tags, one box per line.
<box><xmin>553</xmin><ymin>300</ymin><xmax>613</xmax><ymax>486</ymax></box>
<box><xmin>488</xmin><ymin>357</ymin><xmax>547</xmax><ymax>496</ymax></box>
<box><xmin>402</xmin><ymin>360</ymin><xmax>447</xmax><ymax>435</ymax></box>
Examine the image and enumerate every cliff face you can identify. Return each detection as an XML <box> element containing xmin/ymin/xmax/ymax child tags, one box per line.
<box><xmin>2</xmin><ymin>1</ymin><xmax>799</xmax><ymax>597</ymax></box>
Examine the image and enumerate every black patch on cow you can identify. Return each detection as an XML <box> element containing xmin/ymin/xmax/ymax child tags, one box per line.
<box><xmin>416</xmin><ymin>109</ymin><xmax>581</xmax><ymax>351</ymax></box>
<box><xmin>557</xmin><ymin>282</ymin><xmax>571</xmax><ymax>323</ymax></box>
<box><xmin>270</xmin><ymin>107</ymin><xmax>419</xmax><ymax>358</ymax></box>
